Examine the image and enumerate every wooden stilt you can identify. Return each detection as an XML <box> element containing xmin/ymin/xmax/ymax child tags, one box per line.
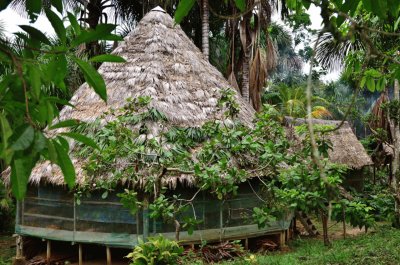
<box><xmin>15</xmin><ymin>236</ymin><xmax>22</xmax><ymax>257</ymax></box>
<box><xmin>279</xmin><ymin>231</ymin><xmax>286</xmax><ymax>247</ymax></box>
<box><xmin>78</xmin><ymin>244</ymin><xmax>83</xmax><ymax>265</ymax></box>
<box><xmin>190</xmin><ymin>244</ymin><xmax>195</xmax><ymax>250</ymax></box>
<box><xmin>106</xmin><ymin>246</ymin><xmax>112</xmax><ymax>265</ymax></box>
<box><xmin>46</xmin><ymin>241</ymin><xmax>51</xmax><ymax>265</ymax></box>
<box><xmin>244</xmin><ymin>238</ymin><xmax>249</xmax><ymax>250</ymax></box>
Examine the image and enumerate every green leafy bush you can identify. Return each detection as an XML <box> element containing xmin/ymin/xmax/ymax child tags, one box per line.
<box><xmin>126</xmin><ymin>236</ymin><xmax>183</xmax><ymax>265</ymax></box>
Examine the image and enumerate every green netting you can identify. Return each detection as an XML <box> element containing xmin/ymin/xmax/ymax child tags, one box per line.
<box><xmin>17</xmin><ymin>184</ymin><xmax>293</xmax><ymax>248</ymax></box>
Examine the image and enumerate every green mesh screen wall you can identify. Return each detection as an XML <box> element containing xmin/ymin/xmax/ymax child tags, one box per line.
<box><xmin>16</xmin><ymin>183</ymin><xmax>292</xmax><ymax>248</ymax></box>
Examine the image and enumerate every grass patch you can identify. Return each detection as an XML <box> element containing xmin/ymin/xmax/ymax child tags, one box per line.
<box><xmin>0</xmin><ymin>234</ymin><xmax>14</xmax><ymax>265</ymax></box>
<box><xmin>220</xmin><ymin>225</ymin><xmax>400</xmax><ymax>265</ymax></box>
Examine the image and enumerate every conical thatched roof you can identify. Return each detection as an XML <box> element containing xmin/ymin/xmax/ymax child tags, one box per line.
<box><xmin>5</xmin><ymin>7</ymin><xmax>255</xmax><ymax>187</ymax></box>
<box><xmin>285</xmin><ymin>117</ymin><xmax>373</xmax><ymax>170</ymax></box>
<box><xmin>61</xmin><ymin>7</ymin><xmax>254</xmax><ymax>127</ymax></box>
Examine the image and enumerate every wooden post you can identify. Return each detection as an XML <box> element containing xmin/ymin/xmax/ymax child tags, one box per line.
<box><xmin>78</xmin><ymin>244</ymin><xmax>83</xmax><ymax>265</ymax></box>
<box><xmin>342</xmin><ymin>206</ymin><xmax>346</xmax><ymax>239</ymax></box>
<box><xmin>244</xmin><ymin>238</ymin><xmax>249</xmax><ymax>250</ymax></box>
<box><xmin>15</xmin><ymin>236</ymin><xmax>23</xmax><ymax>258</ymax></box>
<box><xmin>279</xmin><ymin>231</ymin><xmax>286</xmax><ymax>247</ymax></box>
<box><xmin>106</xmin><ymin>246</ymin><xmax>112</xmax><ymax>265</ymax></box>
<box><xmin>46</xmin><ymin>241</ymin><xmax>51</xmax><ymax>265</ymax></box>
<box><xmin>143</xmin><ymin>196</ymin><xmax>149</xmax><ymax>242</ymax></box>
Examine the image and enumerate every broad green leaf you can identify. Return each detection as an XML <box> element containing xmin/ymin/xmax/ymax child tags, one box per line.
<box><xmin>54</xmin><ymin>140</ymin><xmax>75</xmax><ymax>189</ymax></box>
<box><xmin>0</xmin><ymin>114</ymin><xmax>12</xmax><ymax>150</ymax></box>
<box><xmin>0</xmin><ymin>114</ymin><xmax>12</xmax><ymax>164</ymax></box>
<box><xmin>67</xmin><ymin>12</ymin><xmax>81</xmax><ymax>35</ymax></box>
<box><xmin>19</xmin><ymin>25</ymin><xmax>51</xmax><ymax>45</ymax></box>
<box><xmin>10</xmin><ymin>126</ymin><xmax>35</xmax><ymax>151</ymax></box>
<box><xmin>51</xmin><ymin>0</ymin><xmax>63</xmax><ymax>13</ymax></box>
<box><xmin>285</xmin><ymin>0</ymin><xmax>297</xmax><ymax>10</ymax></box>
<box><xmin>71</xmin><ymin>24</ymin><xmax>116</xmax><ymax>47</ymax></box>
<box><xmin>234</xmin><ymin>0</ymin><xmax>246</xmax><ymax>12</ymax></box>
<box><xmin>33</xmin><ymin>131</ymin><xmax>46</xmax><ymax>153</ymax></box>
<box><xmin>60</xmin><ymin>132</ymin><xmax>99</xmax><ymax>150</ymax></box>
<box><xmin>376</xmin><ymin>77</ymin><xmax>386</xmax><ymax>92</ymax></box>
<box><xmin>74</xmin><ymin>58</ymin><xmax>107</xmax><ymax>101</ymax></box>
<box><xmin>366</xmin><ymin>78</ymin><xmax>375</xmax><ymax>92</ymax></box>
<box><xmin>362</xmin><ymin>0</ymin><xmax>388</xmax><ymax>18</ymax></box>
<box><xmin>46</xmin><ymin>139</ymin><xmax>58</xmax><ymax>163</ymax></box>
<box><xmin>26</xmin><ymin>0</ymin><xmax>42</xmax><ymax>22</ymax></box>
<box><xmin>366</xmin><ymin>69</ymin><xmax>381</xmax><ymax>78</ymax></box>
<box><xmin>360</xmin><ymin>76</ymin><xmax>367</xmax><ymax>88</ymax></box>
<box><xmin>46</xmin><ymin>54</ymin><xmax>68</xmax><ymax>84</ymax></box>
<box><xmin>46</xmin><ymin>101</ymin><xmax>55</xmax><ymax>125</ymax></box>
<box><xmin>49</xmin><ymin>119</ymin><xmax>80</xmax><ymax>130</ymax></box>
<box><xmin>89</xmin><ymin>54</ymin><xmax>126</xmax><ymax>63</ymax></box>
<box><xmin>11</xmin><ymin>158</ymin><xmax>30</xmax><ymax>200</ymax></box>
<box><xmin>101</xmin><ymin>34</ymin><xmax>123</xmax><ymax>41</ymax></box>
<box><xmin>29</xmin><ymin>67</ymin><xmax>41</xmax><ymax>100</ymax></box>
<box><xmin>45</xmin><ymin>8</ymin><xmax>66</xmax><ymax>44</ymax></box>
<box><xmin>57</xmin><ymin>136</ymin><xmax>70</xmax><ymax>151</ymax></box>
<box><xmin>174</xmin><ymin>0</ymin><xmax>196</xmax><ymax>24</ymax></box>
<box><xmin>342</xmin><ymin>0</ymin><xmax>360</xmax><ymax>16</ymax></box>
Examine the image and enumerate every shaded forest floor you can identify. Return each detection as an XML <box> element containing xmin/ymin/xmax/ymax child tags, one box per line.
<box><xmin>0</xmin><ymin>234</ymin><xmax>14</xmax><ymax>265</ymax></box>
<box><xmin>1</xmin><ymin>224</ymin><xmax>399</xmax><ymax>264</ymax></box>
<box><xmin>221</xmin><ymin>225</ymin><xmax>400</xmax><ymax>265</ymax></box>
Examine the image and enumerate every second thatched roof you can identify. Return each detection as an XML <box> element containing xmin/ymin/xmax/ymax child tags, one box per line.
<box><xmin>285</xmin><ymin>117</ymin><xmax>373</xmax><ymax>170</ymax></box>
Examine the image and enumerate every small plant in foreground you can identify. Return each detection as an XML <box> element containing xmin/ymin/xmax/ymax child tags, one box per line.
<box><xmin>126</xmin><ymin>235</ymin><xmax>183</xmax><ymax>265</ymax></box>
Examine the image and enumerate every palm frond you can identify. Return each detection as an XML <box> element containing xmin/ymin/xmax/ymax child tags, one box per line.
<box><xmin>315</xmin><ymin>32</ymin><xmax>364</xmax><ymax>71</ymax></box>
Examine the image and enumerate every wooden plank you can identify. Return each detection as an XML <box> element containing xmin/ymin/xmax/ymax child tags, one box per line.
<box><xmin>24</xmin><ymin>213</ymin><xmax>74</xmax><ymax>221</ymax></box>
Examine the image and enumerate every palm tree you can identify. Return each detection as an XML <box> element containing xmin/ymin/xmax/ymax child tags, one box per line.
<box><xmin>201</xmin><ymin>0</ymin><xmax>209</xmax><ymax>60</ymax></box>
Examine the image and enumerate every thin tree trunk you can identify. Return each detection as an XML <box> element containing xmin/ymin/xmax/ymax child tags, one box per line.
<box><xmin>391</xmin><ymin>79</ymin><xmax>400</xmax><ymax>227</ymax></box>
<box><xmin>201</xmin><ymin>0</ymin><xmax>209</xmax><ymax>60</ymax></box>
<box><xmin>85</xmin><ymin>0</ymin><xmax>102</xmax><ymax>57</ymax></box>
<box><xmin>242</xmin><ymin>50</ymin><xmax>250</xmax><ymax>102</ymax></box>
<box><xmin>320</xmin><ymin>210</ymin><xmax>330</xmax><ymax>246</ymax></box>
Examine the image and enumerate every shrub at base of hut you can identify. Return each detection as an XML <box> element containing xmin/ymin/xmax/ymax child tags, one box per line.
<box><xmin>126</xmin><ymin>236</ymin><xmax>183</xmax><ymax>265</ymax></box>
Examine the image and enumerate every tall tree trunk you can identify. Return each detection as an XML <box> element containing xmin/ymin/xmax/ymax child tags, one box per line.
<box><xmin>242</xmin><ymin>50</ymin><xmax>250</xmax><ymax>102</ymax></box>
<box><xmin>391</xmin><ymin>79</ymin><xmax>400</xmax><ymax>227</ymax></box>
<box><xmin>85</xmin><ymin>0</ymin><xmax>102</xmax><ymax>57</ymax></box>
<box><xmin>201</xmin><ymin>0</ymin><xmax>209</xmax><ymax>60</ymax></box>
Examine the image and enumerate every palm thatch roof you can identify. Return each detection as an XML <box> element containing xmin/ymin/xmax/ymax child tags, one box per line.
<box><xmin>285</xmin><ymin>117</ymin><xmax>373</xmax><ymax>170</ymax></box>
<box><xmin>3</xmin><ymin>7</ymin><xmax>255</xmax><ymax>188</ymax></box>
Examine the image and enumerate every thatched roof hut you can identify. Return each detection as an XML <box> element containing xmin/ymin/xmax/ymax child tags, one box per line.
<box><xmin>7</xmin><ymin>8</ymin><xmax>294</xmax><ymax>251</ymax></box>
<box><xmin>15</xmin><ymin>6</ymin><xmax>255</xmax><ymax>188</ymax></box>
<box><xmin>285</xmin><ymin>117</ymin><xmax>373</xmax><ymax>170</ymax></box>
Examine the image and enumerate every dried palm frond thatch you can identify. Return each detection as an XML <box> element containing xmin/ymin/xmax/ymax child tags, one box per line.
<box><xmin>285</xmin><ymin>117</ymin><xmax>373</xmax><ymax>170</ymax></box>
<box><xmin>3</xmin><ymin>7</ymin><xmax>255</xmax><ymax>188</ymax></box>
